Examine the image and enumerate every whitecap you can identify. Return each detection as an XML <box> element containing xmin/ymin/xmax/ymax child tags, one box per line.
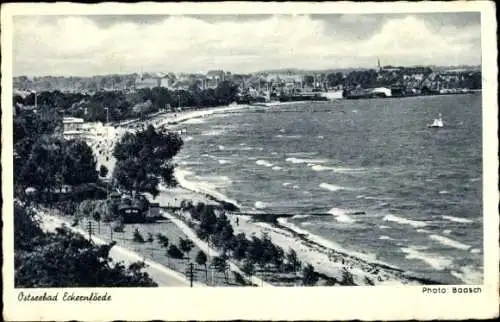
<box><xmin>328</xmin><ymin>208</ymin><xmax>355</xmax><ymax>223</ymax></box>
<box><xmin>429</xmin><ymin>234</ymin><xmax>471</xmax><ymax>251</ymax></box>
<box><xmin>311</xmin><ymin>164</ymin><xmax>332</xmax><ymax>171</ymax></box>
<box><xmin>383</xmin><ymin>214</ymin><xmax>427</xmax><ymax>228</ymax></box>
<box><xmin>442</xmin><ymin>215</ymin><xmax>474</xmax><ymax>224</ymax></box>
<box><xmin>218</xmin><ymin>160</ymin><xmax>230</xmax><ymax>165</ymax></box>
<box><xmin>439</xmin><ymin>190</ymin><xmax>450</xmax><ymax>194</ymax></box>
<box><xmin>470</xmin><ymin>248</ymin><xmax>481</xmax><ymax>254</ymax></box>
<box><xmin>272</xmin><ymin>166</ymin><xmax>282</xmax><ymax>171</ymax></box>
<box><xmin>443</xmin><ymin>229</ymin><xmax>452</xmax><ymax>235</ymax></box>
<box><xmin>292</xmin><ymin>185</ymin><xmax>300</xmax><ymax>189</ymax></box>
<box><xmin>256</xmin><ymin>160</ymin><xmax>273</xmax><ymax>167</ymax></box>
<box><xmin>379</xmin><ymin>225</ymin><xmax>391</xmax><ymax>229</ymax></box>
<box><xmin>317</xmin><ymin>135</ymin><xmax>324</xmax><ymax>139</ymax></box>
<box><xmin>319</xmin><ymin>182</ymin><xmax>346</xmax><ymax>192</ymax></box>
<box><xmin>451</xmin><ymin>266</ymin><xmax>483</xmax><ymax>284</ymax></box>
<box><xmin>287</xmin><ymin>157</ymin><xmax>328</xmax><ymax>164</ymax></box>
<box><xmin>400</xmin><ymin>247</ymin><xmax>453</xmax><ymax>270</ymax></box>
<box><xmin>201</xmin><ymin>130</ymin><xmax>224</xmax><ymax>136</ymax></box>
<box><xmin>333</xmin><ymin>166</ymin><xmax>366</xmax><ymax>173</ymax></box>
<box><xmin>218</xmin><ymin>145</ymin><xmax>225</xmax><ymax>150</ymax></box>
<box><xmin>287</xmin><ymin>152</ymin><xmax>318</xmax><ymax>157</ymax></box>
<box><xmin>183</xmin><ymin>118</ymin><xmax>205</xmax><ymax>124</ymax></box>
<box><xmin>254</xmin><ymin>201</ymin><xmax>267</xmax><ymax>209</ymax></box>
<box><xmin>293</xmin><ymin>215</ymin><xmax>311</xmax><ymax>219</ymax></box>
<box><xmin>282</xmin><ymin>182</ymin><xmax>291</xmax><ymax>187</ymax></box>
<box><xmin>174</xmin><ymin>169</ymin><xmax>241</xmax><ymax>208</ymax></box>
<box><xmin>379</xmin><ymin>235</ymin><xmax>393</xmax><ymax>240</ymax></box>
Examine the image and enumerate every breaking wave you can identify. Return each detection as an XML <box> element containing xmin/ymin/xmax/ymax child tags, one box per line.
<box><xmin>383</xmin><ymin>215</ymin><xmax>427</xmax><ymax>228</ymax></box>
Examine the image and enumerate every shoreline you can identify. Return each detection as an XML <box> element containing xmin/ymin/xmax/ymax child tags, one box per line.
<box><xmin>84</xmin><ymin>102</ymin><xmax>439</xmax><ymax>286</ymax></box>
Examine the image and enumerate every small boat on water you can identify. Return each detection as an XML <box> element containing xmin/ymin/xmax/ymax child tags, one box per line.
<box><xmin>428</xmin><ymin>113</ymin><xmax>444</xmax><ymax>128</ymax></box>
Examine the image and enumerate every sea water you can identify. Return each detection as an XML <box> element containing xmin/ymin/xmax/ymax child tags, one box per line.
<box><xmin>172</xmin><ymin>94</ymin><xmax>483</xmax><ymax>284</ymax></box>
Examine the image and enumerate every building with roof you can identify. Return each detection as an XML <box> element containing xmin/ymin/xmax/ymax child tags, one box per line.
<box><xmin>63</xmin><ymin>117</ymin><xmax>86</xmax><ymax>139</ymax></box>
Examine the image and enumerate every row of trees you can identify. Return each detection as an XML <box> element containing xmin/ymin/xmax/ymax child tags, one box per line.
<box><xmin>14</xmin><ymin>203</ymin><xmax>157</xmax><ymax>287</ymax></box>
<box><xmin>183</xmin><ymin>202</ymin><xmax>319</xmax><ymax>285</ymax></box>
<box><xmin>15</xmin><ymin>80</ymin><xmax>241</xmax><ymax>124</ymax></box>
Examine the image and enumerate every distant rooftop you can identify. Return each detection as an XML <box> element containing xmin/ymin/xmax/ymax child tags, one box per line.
<box><xmin>63</xmin><ymin>117</ymin><xmax>85</xmax><ymax>124</ymax></box>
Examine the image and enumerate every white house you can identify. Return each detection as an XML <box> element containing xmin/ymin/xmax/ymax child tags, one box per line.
<box><xmin>63</xmin><ymin>117</ymin><xmax>85</xmax><ymax>139</ymax></box>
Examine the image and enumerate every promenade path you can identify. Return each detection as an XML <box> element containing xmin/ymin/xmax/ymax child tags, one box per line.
<box><xmin>160</xmin><ymin>210</ymin><xmax>273</xmax><ymax>287</ymax></box>
<box><xmin>38</xmin><ymin>212</ymin><xmax>198</xmax><ymax>287</ymax></box>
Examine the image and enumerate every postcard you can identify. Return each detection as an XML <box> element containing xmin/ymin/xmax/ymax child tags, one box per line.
<box><xmin>2</xmin><ymin>1</ymin><xmax>498</xmax><ymax>321</ymax></box>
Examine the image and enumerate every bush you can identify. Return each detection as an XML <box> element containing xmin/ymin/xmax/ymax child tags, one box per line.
<box><xmin>113</xmin><ymin>222</ymin><xmax>124</xmax><ymax>233</ymax></box>
<box><xmin>242</xmin><ymin>260</ymin><xmax>255</xmax><ymax>277</ymax></box>
<box><xmin>340</xmin><ymin>269</ymin><xmax>356</xmax><ymax>286</ymax></box>
<box><xmin>167</xmin><ymin>244</ymin><xmax>184</xmax><ymax>259</ymax></box>
<box><xmin>156</xmin><ymin>233</ymin><xmax>169</xmax><ymax>248</ymax></box>
<box><xmin>302</xmin><ymin>263</ymin><xmax>319</xmax><ymax>286</ymax></box>
<box><xmin>233</xmin><ymin>271</ymin><xmax>247</xmax><ymax>285</ymax></box>
<box><xmin>179</xmin><ymin>237</ymin><xmax>194</xmax><ymax>256</ymax></box>
<box><xmin>133</xmin><ymin>228</ymin><xmax>145</xmax><ymax>243</ymax></box>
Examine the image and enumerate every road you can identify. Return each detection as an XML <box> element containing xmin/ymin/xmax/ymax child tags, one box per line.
<box><xmin>39</xmin><ymin>213</ymin><xmax>196</xmax><ymax>287</ymax></box>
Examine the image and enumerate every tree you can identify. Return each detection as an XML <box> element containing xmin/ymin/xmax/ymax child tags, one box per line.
<box><xmin>99</xmin><ymin>165</ymin><xmax>109</xmax><ymax>178</ymax></box>
<box><xmin>242</xmin><ymin>259</ymin><xmax>255</xmax><ymax>279</ymax></box>
<box><xmin>179</xmin><ymin>237</ymin><xmax>194</xmax><ymax>258</ymax></box>
<box><xmin>113</xmin><ymin>125</ymin><xmax>183</xmax><ymax>197</ymax></box>
<box><xmin>246</xmin><ymin>236</ymin><xmax>265</xmax><ymax>265</ymax></box>
<box><xmin>195</xmin><ymin>250</ymin><xmax>208</xmax><ymax>281</ymax></box>
<box><xmin>14</xmin><ymin>203</ymin><xmax>157</xmax><ymax>287</ymax></box>
<box><xmin>212</xmin><ymin>254</ymin><xmax>229</xmax><ymax>283</ymax></box>
<box><xmin>17</xmin><ymin>134</ymin><xmax>98</xmax><ymax>202</ymax></box>
<box><xmin>62</xmin><ymin>139</ymin><xmax>98</xmax><ymax>186</ymax></box>
<box><xmin>232</xmin><ymin>233</ymin><xmax>249</xmax><ymax>261</ymax></box>
<box><xmin>285</xmin><ymin>248</ymin><xmax>301</xmax><ymax>273</ymax></box>
<box><xmin>156</xmin><ymin>233</ymin><xmax>169</xmax><ymax>248</ymax></box>
<box><xmin>340</xmin><ymin>268</ymin><xmax>356</xmax><ymax>286</ymax></box>
<box><xmin>18</xmin><ymin>135</ymin><xmax>65</xmax><ymax>200</ymax></box>
<box><xmin>302</xmin><ymin>263</ymin><xmax>319</xmax><ymax>286</ymax></box>
<box><xmin>92</xmin><ymin>210</ymin><xmax>102</xmax><ymax>233</ymax></box>
<box><xmin>133</xmin><ymin>228</ymin><xmax>145</xmax><ymax>243</ymax></box>
<box><xmin>167</xmin><ymin>244</ymin><xmax>184</xmax><ymax>259</ymax></box>
<box><xmin>214</xmin><ymin>80</ymin><xmax>239</xmax><ymax>105</ymax></box>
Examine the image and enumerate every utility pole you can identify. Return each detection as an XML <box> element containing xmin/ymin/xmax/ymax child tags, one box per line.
<box><xmin>87</xmin><ymin>221</ymin><xmax>93</xmax><ymax>241</ymax></box>
<box><xmin>190</xmin><ymin>263</ymin><xmax>194</xmax><ymax>287</ymax></box>
<box><xmin>185</xmin><ymin>262</ymin><xmax>195</xmax><ymax>287</ymax></box>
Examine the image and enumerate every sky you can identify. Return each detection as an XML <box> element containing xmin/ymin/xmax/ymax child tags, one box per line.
<box><xmin>12</xmin><ymin>13</ymin><xmax>481</xmax><ymax>76</ymax></box>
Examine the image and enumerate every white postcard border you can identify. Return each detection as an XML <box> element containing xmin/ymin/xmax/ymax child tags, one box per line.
<box><xmin>2</xmin><ymin>2</ymin><xmax>498</xmax><ymax>321</ymax></box>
